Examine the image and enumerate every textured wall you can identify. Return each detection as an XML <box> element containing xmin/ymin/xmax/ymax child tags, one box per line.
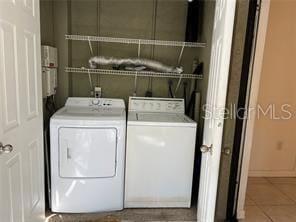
<box><xmin>215</xmin><ymin>0</ymin><xmax>250</xmax><ymax>220</ymax></box>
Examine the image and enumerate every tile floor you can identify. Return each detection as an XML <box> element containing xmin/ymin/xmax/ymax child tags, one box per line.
<box><xmin>242</xmin><ymin>177</ymin><xmax>296</xmax><ymax>222</ymax></box>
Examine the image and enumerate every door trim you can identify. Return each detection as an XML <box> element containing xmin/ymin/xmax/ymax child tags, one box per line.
<box><xmin>234</xmin><ymin>0</ymin><xmax>271</xmax><ymax>219</ymax></box>
<box><xmin>225</xmin><ymin>0</ymin><xmax>260</xmax><ymax>219</ymax></box>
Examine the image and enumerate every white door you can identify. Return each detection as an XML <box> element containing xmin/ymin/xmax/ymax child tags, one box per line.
<box><xmin>198</xmin><ymin>0</ymin><xmax>236</xmax><ymax>221</ymax></box>
<box><xmin>0</xmin><ymin>0</ymin><xmax>45</xmax><ymax>222</ymax></box>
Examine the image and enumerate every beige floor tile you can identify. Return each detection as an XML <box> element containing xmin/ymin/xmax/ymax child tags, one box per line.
<box><xmin>261</xmin><ymin>205</ymin><xmax>296</xmax><ymax>222</ymax></box>
<box><xmin>245</xmin><ymin>195</ymin><xmax>256</xmax><ymax>206</ymax></box>
<box><xmin>247</xmin><ymin>183</ymin><xmax>294</xmax><ymax>205</ymax></box>
<box><xmin>248</xmin><ymin>177</ymin><xmax>270</xmax><ymax>185</ymax></box>
<box><xmin>274</xmin><ymin>184</ymin><xmax>296</xmax><ymax>202</ymax></box>
<box><xmin>240</xmin><ymin>206</ymin><xmax>272</xmax><ymax>222</ymax></box>
<box><xmin>268</xmin><ymin>177</ymin><xmax>296</xmax><ymax>184</ymax></box>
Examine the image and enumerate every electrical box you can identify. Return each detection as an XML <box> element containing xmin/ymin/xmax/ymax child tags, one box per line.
<box><xmin>94</xmin><ymin>87</ymin><xmax>102</xmax><ymax>98</ymax></box>
<box><xmin>42</xmin><ymin>67</ymin><xmax>57</xmax><ymax>98</ymax></box>
<box><xmin>42</xmin><ymin>45</ymin><xmax>58</xmax><ymax>68</ymax></box>
<box><xmin>42</xmin><ymin>45</ymin><xmax>58</xmax><ymax>98</ymax></box>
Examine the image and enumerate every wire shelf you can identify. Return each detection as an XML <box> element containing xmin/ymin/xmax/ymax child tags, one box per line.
<box><xmin>65</xmin><ymin>67</ymin><xmax>203</xmax><ymax>80</ymax></box>
<box><xmin>65</xmin><ymin>34</ymin><xmax>206</xmax><ymax>48</ymax></box>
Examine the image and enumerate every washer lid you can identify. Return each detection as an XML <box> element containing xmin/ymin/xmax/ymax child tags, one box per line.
<box><xmin>137</xmin><ymin>113</ymin><xmax>188</xmax><ymax>122</ymax></box>
<box><xmin>128</xmin><ymin>112</ymin><xmax>196</xmax><ymax>127</ymax></box>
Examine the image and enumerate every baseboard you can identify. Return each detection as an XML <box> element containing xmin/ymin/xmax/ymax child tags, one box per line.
<box><xmin>249</xmin><ymin>170</ymin><xmax>296</xmax><ymax>177</ymax></box>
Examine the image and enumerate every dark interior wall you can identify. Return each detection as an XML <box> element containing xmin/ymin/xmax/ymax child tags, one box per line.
<box><xmin>69</xmin><ymin>0</ymin><xmax>202</xmax><ymax>103</ymax></box>
<box><xmin>215</xmin><ymin>0</ymin><xmax>250</xmax><ymax>220</ymax></box>
<box><xmin>40</xmin><ymin>0</ymin><xmax>54</xmax><ymax>46</ymax></box>
<box><xmin>40</xmin><ymin>0</ymin><xmax>55</xmax><ymax>122</ymax></box>
<box><xmin>39</xmin><ymin>0</ymin><xmax>216</xmax><ymax>109</ymax></box>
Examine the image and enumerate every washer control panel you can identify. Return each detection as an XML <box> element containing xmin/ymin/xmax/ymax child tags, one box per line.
<box><xmin>129</xmin><ymin>97</ymin><xmax>184</xmax><ymax>113</ymax></box>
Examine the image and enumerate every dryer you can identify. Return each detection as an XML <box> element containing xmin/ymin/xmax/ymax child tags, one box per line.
<box><xmin>125</xmin><ymin>97</ymin><xmax>197</xmax><ymax>208</ymax></box>
<box><xmin>50</xmin><ymin>97</ymin><xmax>126</xmax><ymax>213</ymax></box>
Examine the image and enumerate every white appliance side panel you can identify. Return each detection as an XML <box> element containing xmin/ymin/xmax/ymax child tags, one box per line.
<box><xmin>59</xmin><ymin>127</ymin><xmax>117</xmax><ymax>178</ymax></box>
<box><xmin>125</xmin><ymin>125</ymin><xmax>196</xmax><ymax>208</ymax></box>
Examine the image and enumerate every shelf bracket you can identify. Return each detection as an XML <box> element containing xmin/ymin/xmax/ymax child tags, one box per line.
<box><xmin>134</xmin><ymin>40</ymin><xmax>141</xmax><ymax>96</ymax></box>
<box><xmin>88</xmin><ymin>36</ymin><xmax>94</xmax><ymax>56</ymax></box>
<box><xmin>177</xmin><ymin>42</ymin><xmax>185</xmax><ymax>66</ymax></box>
<box><xmin>174</xmin><ymin>42</ymin><xmax>186</xmax><ymax>97</ymax></box>
<box><xmin>87</xmin><ymin>69</ymin><xmax>93</xmax><ymax>96</ymax></box>
<box><xmin>174</xmin><ymin>74</ymin><xmax>183</xmax><ymax>97</ymax></box>
<box><xmin>137</xmin><ymin>40</ymin><xmax>141</xmax><ymax>58</ymax></box>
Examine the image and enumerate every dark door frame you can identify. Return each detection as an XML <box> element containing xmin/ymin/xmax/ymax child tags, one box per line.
<box><xmin>226</xmin><ymin>0</ymin><xmax>261</xmax><ymax>220</ymax></box>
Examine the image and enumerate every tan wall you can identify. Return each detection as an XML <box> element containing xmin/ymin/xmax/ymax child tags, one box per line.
<box><xmin>249</xmin><ymin>0</ymin><xmax>296</xmax><ymax>176</ymax></box>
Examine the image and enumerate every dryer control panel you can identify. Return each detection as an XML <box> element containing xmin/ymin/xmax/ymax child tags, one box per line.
<box><xmin>65</xmin><ymin>97</ymin><xmax>125</xmax><ymax>108</ymax></box>
<box><xmin>129</xmin><ymin>97</ymin><xmax>184</xmax><ymax>113</ymax></box>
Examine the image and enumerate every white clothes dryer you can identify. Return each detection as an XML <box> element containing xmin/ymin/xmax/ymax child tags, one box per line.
<box><xmin>50</xmin><ymin>97</ymin><xmax>126</xmax><ymax>213</ymax></box>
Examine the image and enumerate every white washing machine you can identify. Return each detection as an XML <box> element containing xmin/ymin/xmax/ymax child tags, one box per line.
<box><xmin>125</xmin><ymin>97</ymin><xmax>197</xmax><ymax>208</ymax></box>
<box><xmin>50</xmin><ymin>97</ymin><xmax>126</xmax><ymax>213</ymax></box>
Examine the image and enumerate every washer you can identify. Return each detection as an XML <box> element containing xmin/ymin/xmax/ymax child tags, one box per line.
<box><xmin>50</xmin><ymin>97</ymin><xmax>126</xmax><ymax>213</ymax></box>
<box><xmin>125</xmin><ymin>97</ymin><xmax>197</xmax><ymax>208</ymax></box>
